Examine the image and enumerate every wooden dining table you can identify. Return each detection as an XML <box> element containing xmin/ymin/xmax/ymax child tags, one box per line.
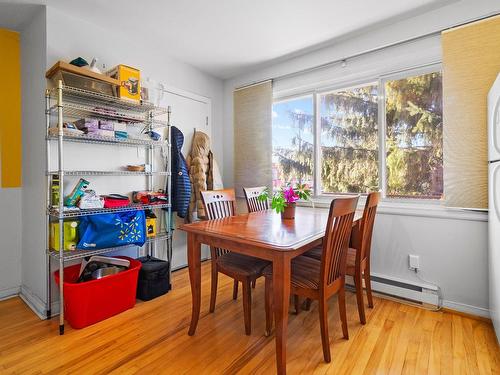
<box><xmin>179</xmin><ymin>205</ymin><xmax>362</xmax><ymax>375</ymax></box>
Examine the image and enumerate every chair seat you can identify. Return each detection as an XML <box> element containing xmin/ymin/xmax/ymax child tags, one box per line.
<box><xmin>217</xmin><ymin>252</ymin><xmax>270</xmax><ymax>277</ymax></box>
<box><xmin>263</xmin><ymin>256</ymin><xmax>322</xmax><ymax>290</ymax></box>
<box><xmin>304</xmin><ymin>246</ymin><xmax>322</xmax><ymax>260</ymax></box>
<box><xmin>306</xmin><ymin>246</ymin><xmax>358</xmax><ymax>267</ymax></box>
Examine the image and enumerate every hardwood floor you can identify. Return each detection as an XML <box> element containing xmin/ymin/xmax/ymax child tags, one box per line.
<box><xmin>0</xmin><ymin>261</ymin><xmax>499</xmax><ymax>374</ymax></box>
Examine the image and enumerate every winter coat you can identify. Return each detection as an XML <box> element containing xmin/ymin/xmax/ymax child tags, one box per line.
<box><xmin>170</xmin><ymin>126</ymin><xmax>191</xmax><ymax>218</ymax></box>
<box><xmin>186</xmin><ymin>130</ymin><xmax>223</xmax><ymax>222</ymax></box>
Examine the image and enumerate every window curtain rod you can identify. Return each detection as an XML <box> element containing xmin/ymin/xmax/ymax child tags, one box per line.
<box><xmin>234</xmin><ymin>11</ymin><xmax>500</xmax><ymax>91</ymax></box>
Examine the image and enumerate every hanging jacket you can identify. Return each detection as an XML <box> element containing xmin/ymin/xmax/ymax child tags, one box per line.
<box><xmin>169</xmin><ymin>126</ymin><xmax>191</xmax><ymax>218</ymax></box>
<box><xmin>186</xmin><ymin>130</ymin><xmax>223</xmax><ymax>222</ymax></box>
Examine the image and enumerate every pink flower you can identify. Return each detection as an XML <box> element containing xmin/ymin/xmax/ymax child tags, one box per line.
<box><xmin>283</xmin><ymin>186</ymin><xmax>299</xmax><ymax>204</ymax></box>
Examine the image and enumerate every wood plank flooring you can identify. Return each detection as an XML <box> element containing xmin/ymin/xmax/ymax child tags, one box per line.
<box><xmin>0</xmin><ymin>261</ymin><xmax>499</xmax><ymax>374</ymax></box>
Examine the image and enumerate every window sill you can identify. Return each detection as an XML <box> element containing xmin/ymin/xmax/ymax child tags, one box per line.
<box><xmin>297</xmin><ymin>197</ymin><xmax>487</xmax><ymax>222</ymax></box>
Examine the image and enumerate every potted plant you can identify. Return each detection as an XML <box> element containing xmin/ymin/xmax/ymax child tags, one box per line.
<box><xmin>258</xmin><ymin>184</ymin><xmax>311</xmax><ymax>219</ymax></box>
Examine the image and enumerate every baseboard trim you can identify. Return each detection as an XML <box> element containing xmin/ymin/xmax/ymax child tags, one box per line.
<box><xmin>0</xmin><ymin>286</ymin><xmax>20</xmax><ymax>301</ymax></box>
<box><xmin>442</xmin><ymin>300</ymin><xmax>491</xmax><ymax>320</ymax></box>
<box><xmin>19</xmin><ymin>285</ymin><xmax>51</xmax><ymax>320</ymax></box>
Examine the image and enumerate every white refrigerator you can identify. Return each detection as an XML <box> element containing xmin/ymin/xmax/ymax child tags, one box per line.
<box><xmin>488</xmin><ymin>73</ymin><xmax>500</xmax><ymax>339</ymax></box>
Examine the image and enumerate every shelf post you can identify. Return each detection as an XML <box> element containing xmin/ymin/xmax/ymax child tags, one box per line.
<box><xmin>166</xmin><ymin>106</ymin><xmax>172</xmax><ymax>288</ymax></box>
<box><xmin>45</xmin><ymin>89</ymin><xmax>52</xmax><ymax>320</ymax></box>
<box><xmin>57</xmin><ymin>80</ymin><xmax>65</xmax><ymax>335</ymax></box>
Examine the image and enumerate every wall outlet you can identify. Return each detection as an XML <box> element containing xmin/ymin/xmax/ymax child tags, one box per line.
<box><xmin>408</xmin><ymin>254</ymin><xmax>420</xmax><ymax>270</ymax></box>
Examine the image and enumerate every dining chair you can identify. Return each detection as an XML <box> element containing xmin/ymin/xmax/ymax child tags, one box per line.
<box><xmin>243</xmin><ymin>186</ymin><xmax>270</xmax><ymax>289</ymax></box>
<box><xmin>263</xmin><ymin>196</ymin><xmax>359</xmax><ymax>363</ymax></box>
<box><xmin>243</xmin><ymin>186</ymin><xmax>269</xmax><ymax>213</ymax></box>
<box><xmin>201</xmin><ymin>188</ymin><xmax>270</xmax><ymax>335</ymax></box>
<box><xmin>305</xmin><ymin>191</ymin><xmax>380</xmax><ymax>324</ymax></box>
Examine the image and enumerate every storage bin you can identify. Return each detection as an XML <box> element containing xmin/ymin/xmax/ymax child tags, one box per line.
<box><xmin>54</xmin><ymin>256</ymin><xmax>141</xmax><ymax>329</ymax></box>
<box><xmin>136</xmin><ymin>256</ymin><xmax>170</xmax><ymax>301</ymax></box>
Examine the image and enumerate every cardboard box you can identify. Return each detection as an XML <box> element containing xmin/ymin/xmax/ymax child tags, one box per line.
<box><xmin>114</xmin><ymin>122</ymin><xmax>127</xmax><ymax>132</ymax></box>
<box><xmin>74</xmin><ymin>118</ymin><xmax>99</xmax><ymax>133</ymax></box>
<box><xmin>99</xmin><ymin>120</ymin><xmax>114</xmax><ymax>130</ymax></box>
<box><xmin>106</xmin><ymin>64</ymin><xmax>140</xmax><ymax>102</ymax></box>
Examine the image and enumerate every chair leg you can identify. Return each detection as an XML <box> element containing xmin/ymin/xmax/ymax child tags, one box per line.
<box><xmin>252</xmin><ymin>279</ymin><xmax>256</xmax><ymax>289</ymax></box>
<box><xmin>232</xmin><ymin>279</ymin><xmax>238</xmax><ymax>300</ymax></box>
<box><xmin>319</xmin><ymin>298</ymin><xmax>331</xmax><ymax>363</ymax></box>
<box><xmin>264</xmin><ymin>277</ymin><xmax>273</xmax><ymax>336</ymax></box>
<box><xmin>364</xmin><ymin>264</ymin><xmax>374</xmax><ymax>308</ymax></box>
<box><xmin>209</xmin><ymin>264</ymin><xmax>218</xmax><ymax>313</ymax></box>
<box><xmin>354</xmin><ymin>271</ymin><xmax>366</xmax><ymax>325</ymax></box>
<box><xmin>242</xmin><ymin>279</ymin><xmax>252</xmax><ymax>335</ymax></box>
<box><xmin>338</xmin><ymin>285</ymin><xmax>349</xmax><ymax>339</ymax></box>
<box><xmin>294</xmin><ymin>295</ymin><xmax>301</xmax><ymax>315</ymax></box>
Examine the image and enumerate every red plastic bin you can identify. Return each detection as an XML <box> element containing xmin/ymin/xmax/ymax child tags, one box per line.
<box><xmin>54</xmin><ymin>256</ymin><xmax>142</xmax><ymax>329</ymax></box>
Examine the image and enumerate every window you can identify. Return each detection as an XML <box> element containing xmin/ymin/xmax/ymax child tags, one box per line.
<box><xmin>385</xmin><ymin>72</ymin><xmax>443</xmax><ymax>199</ymax></box>
<box><xmin>271</xmin><ymin>68</ymin><xmax>443</xmax><ymax>200</ymax></box>
<box><xmin>319</xmin><ymin>84</ymin><xmax>379</xmax><ymax>194</ymax></box>
<box><xmin>272</xmin><ymin>95</ymin><xmax>314</xmax><ymax>190</ymax></box>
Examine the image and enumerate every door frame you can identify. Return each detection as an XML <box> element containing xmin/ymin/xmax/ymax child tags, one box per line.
<box><xmin>161</xmin><ymin>84</ymin><xmax>212</xmax><ymax>133</ymax></box>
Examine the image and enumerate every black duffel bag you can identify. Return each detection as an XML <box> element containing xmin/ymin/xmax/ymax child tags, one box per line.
<box><xmin>136</xmin><ymin>256</ymin><xmax>171</xmax><ymax>301</ymax></box>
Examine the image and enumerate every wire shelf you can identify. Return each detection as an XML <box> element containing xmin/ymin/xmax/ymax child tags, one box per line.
<box><xmin>49</xmin><ymin>102</ymin><xmax>168</xmax><ymax>128</ymax></box>
<box><xmin>47</xmin><ymin>170</ymin><xmax>171</xmax><ymax>177</ymax></box>
<box><xmin>48</xmin><ymin>85</ymin><xmax>168</xmax><ymax>116</ymax></box>
<box><xmin>49</xmin><ymin>203</ymin><xmax>171</xmax><ymax>218</ymax></box>
<box><xmin>46</xmin><ymin>133</ymin><xmax>167</xmax><ymax>148</ymax></box>
<box><xmin>48</xmin><ymin>232</ymin><xmax>171</xmax><ymax>261</ymax></box>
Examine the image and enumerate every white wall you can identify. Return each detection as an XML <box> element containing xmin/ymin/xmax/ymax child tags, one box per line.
<box><xmin>20</xmin><ymin>6</ymin><xmax>48</xmax><ymax>314</ymax></box>
<box><xmin>0</xmin><ymin>189</ymin><xmax>22</xmax><ymax>298</ymax></box>
<box><xmin>0</xmin><ymin>6</ymin><xmax>45</xmax><ymax>301</ymax></box>
<box><xmin>18</xmin><ymin>6</ymin><xmax>225</xmax><ymax>317</ymax></box>
<box><xmin>222</xmin><ymin>0</ymin><xmax>499</xmax><ymax>316</ymax></box>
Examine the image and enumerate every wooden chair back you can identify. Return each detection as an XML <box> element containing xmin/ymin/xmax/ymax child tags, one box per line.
<box><xmin>320</xmin><ymin>196</ymin><xmax>359</xmax><ymax>289</ymax></box>
<box><xmin>357</xmin><ymin>192</ymin><xmax>380</xmax><ymax>264</ymax></box>
<box><xmin>243</xmin><ymin>186</ymin><xmax>269</xmax><ymax>213</ymax></box>
<box><xmin>201</xmin><ymin>189</ymin><xmax>236</xmax><ymax>258</ymax></box>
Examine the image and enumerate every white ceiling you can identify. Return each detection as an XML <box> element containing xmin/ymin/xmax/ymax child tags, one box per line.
<box><xmin>9</xmin><ymin>0</ymin><xmax>454</xmax><ymax>79</ymax></box>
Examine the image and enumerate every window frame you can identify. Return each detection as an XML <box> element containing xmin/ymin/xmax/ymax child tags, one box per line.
<box><xmin>272</xmin><ymin>63</ymin><xmax>443</xmax><ymax>202</ymax></box>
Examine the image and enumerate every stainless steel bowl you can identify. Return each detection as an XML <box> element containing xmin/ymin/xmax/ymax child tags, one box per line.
<box><xmin>91</xmin><ymin>266</ymin><xmax>122</xmax><ymax>280</ymax></box>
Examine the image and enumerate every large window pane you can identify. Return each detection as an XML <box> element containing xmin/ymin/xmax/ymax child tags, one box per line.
<box><xmin>385</xmin><ymin>72</ymin><xmax>443</xmax><ymax>199</ymax></box>
<box><xmin>272</xmin><ymin>95</ymin><xmax>314</xmax><ymax>190</ymax></box>
<box><xmin>319</xmin><ymin>84</ymin><xmax>379</xmax><ymax>194</ymax></box>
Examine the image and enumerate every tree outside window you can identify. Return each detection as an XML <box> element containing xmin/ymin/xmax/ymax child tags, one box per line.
<box><xmin>385</xmin><ymin>72</ymin><xmax>443</xmax><ymax>199</ymax></box>
<box><xmin>271</xmin><ymin>96</ymin><xmax>314</xmax><ymax>190</ymax></box>
<box><xmin>319</xmin><ymin>84</ymin><xmax>379</xmax><ymax>194</ymax></box>
<box><xmin>271</xmin><ymin>69</ymin><xmax>443</xmax><ymax>200</ymax></box>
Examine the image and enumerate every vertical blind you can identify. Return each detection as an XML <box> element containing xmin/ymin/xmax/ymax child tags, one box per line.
<box><xmin>442</xmin><ymin>15</ymin><xmax>500</xmax><ymax>209</ymax></box>
<box><xmin>233</xmin><ymin>81</ymin><xmax>273</xmax><ymax>198</ymax></box>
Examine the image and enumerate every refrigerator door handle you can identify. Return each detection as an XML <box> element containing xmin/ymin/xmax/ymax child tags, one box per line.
<box><xmin>493</xmin><ymin>99</ymin><xmax>500</xmax><ymax>158</ymax></box>
<box><xmin>494</xmin><ymin>163</ymin><xmax>500</xmax><ymax>220</ymax></box>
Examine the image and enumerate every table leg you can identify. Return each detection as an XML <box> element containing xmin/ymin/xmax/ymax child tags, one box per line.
<box><xmin>187</xmin><ymin>233</ymin><xmax>201</xmax><ymax>336</ymax></box>
<box><xmin>273</xmin><ymin>253</ymin><xmax>291</xmax><ymax>375</ymax></box>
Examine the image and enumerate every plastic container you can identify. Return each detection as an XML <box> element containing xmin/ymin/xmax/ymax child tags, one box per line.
<box><xmin>54</xmin><ymin>256</ymin><xmax>141</xmax><ymax>329</ymax></box>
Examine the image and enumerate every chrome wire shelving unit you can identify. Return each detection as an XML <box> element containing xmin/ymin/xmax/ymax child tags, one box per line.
<box><xmin>46</xmin><ymin>170</ymin><xmax>171</xmax><ymax>177</ymax></box>
<box><xmin>47</xmin><ymin>232</ymin><xmax>171</xmax><ymax>261</ymax></box>
<box><xmin>46</xmin><ymin>132</ymin><xmax>166</xmax><ymax>148</ymax></box>
<box><xmin>45</xmin><ymin>81</ymin><xmax>172</xmax><ymax>335</ymax></box>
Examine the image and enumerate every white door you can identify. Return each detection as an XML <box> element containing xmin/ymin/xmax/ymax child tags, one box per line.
<box><xmin>489</xmin><ymin>162</ymin><xmax>500</xmax><ymax>337</ymax></box>
<box><xmin>157</xmin><ymin>88</ymin><xmax>211</xmax><ymax>270</ymax></box>
<box><xmin>488</xmin><ymin>74</ymin><xmax>500</xmax><ymax>161</ymax></box>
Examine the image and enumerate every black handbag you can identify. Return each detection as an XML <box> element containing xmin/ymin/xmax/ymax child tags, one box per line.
<box><xmin>136</xmin><ymin>256</ymin><xmax>171</xmax><ymax>301</ymax></box>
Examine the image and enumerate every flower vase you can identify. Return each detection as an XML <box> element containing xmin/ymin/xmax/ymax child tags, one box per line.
<box><xmin>281</xmin><ymin>202</ymin><xmax>296</xmax><ymax>220</ymax></box>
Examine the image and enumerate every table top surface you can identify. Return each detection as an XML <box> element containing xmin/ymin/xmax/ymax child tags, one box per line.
<box><xmin>179</xmin><ymin>206</ymin><xmax>362</xmax><ymax>252</ymax></box>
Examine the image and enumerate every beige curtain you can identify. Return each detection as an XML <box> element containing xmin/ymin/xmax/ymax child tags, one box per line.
<box><xmin>233</xmin><ymin>81</ymin><xmax>273</xmax><ymax>198</ymax></box>
<box><xmin>442</xmin><ymin>15</ymin><xmax>500</xmax><ymax>209</ymax></box>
